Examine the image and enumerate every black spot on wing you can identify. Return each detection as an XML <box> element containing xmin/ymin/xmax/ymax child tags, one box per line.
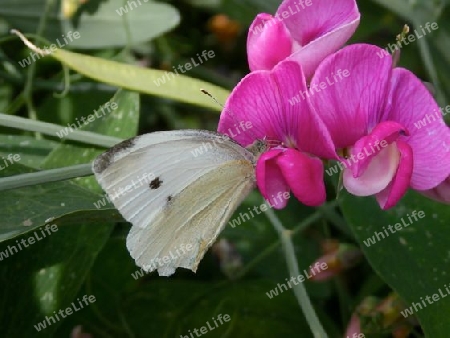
<box><xmin>167</xmin><ymin>195</ymin><xmax>172</xmax><ymax>202</ymax></box>
<box><xmin>92</xmin><ymin>137</ymin><xmax>138</xmax><ymax>174</ymax></box>
<box><xmin>149</xmin><ymin>177</ymin><xmax>162</xmax><ymax>189</ymax></box>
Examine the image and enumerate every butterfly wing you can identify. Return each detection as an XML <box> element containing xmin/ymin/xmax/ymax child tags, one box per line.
<box><xmin>92</xmin><ymin>130</ymin><xmax>256</xmax><ymax>276</ymax></box>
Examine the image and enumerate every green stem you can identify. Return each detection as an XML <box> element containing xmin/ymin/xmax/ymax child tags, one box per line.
<box><xmin>265</xmin><ymin>207</ymin><xmax>328</xmax><ymax>338</ymax></box>
<box><xmin>0</xmin><ymin>69</ymin><xmax>116</xmax><ymax>93</ymax></box>
<box><xmin>319</xmin><ymin>204</ymin><xmax>353</xmax><ymax>238</ymax></box>
<box><xmin>334</xmin><ymin>276</ymin><xmax>351</xmax><ymax>328</ymax></box>
<box><xmin>120</xmin><ymin>0</ymin><xmax>133</xmax><ymax>56</ymax></box>
<box><xmin>23</xmin><ymin>0</ymin><xmax>55</xmax><ymax>139</ymax></box>
<box><xmin>238</xmin><ymin>202</ymin><xmax>339</xmax><ymax>279</ymax></box>
<box><xmin>0</xmin><ymin>114</ymin><xmax>122</xmax><ymax>148</ymax></box>
<box><xmin>415</xmin><ymin>20</ymin><xmax>444</xmax><ymax>105</ymax></box>
<box><xmin>0</xmin><ymin>163</ymin><xmax>93</xmax><ymax>191</ymax></box>
<box><xmin>4</xmin><ymin>93</ymin><xmax>26</xmax><ymax>115</ymax></box>
<box><xmin>237</xmin><ymin>212</ymin><xmax>324</xmax><ymax>280</ymax></box>
<box><xmin>53</xmin><ymin>64</ymin><xmax>71</xmax><ymax>98</ymax></box>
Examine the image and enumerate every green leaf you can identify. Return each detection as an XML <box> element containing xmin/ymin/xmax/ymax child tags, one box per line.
<box><xmin>0</xmin><ymin>90</ymin><xmax>141</xmax><ymax>335</ymax></box>
<box><xmin>0</xmin><ymin>163</ymin><xmax>113</xmax><ymax>242</ymax></box>
<box><xmin>221</xmin><ymin>192</ymin><xmax>332</xmax><ymax>300</ymax></box>
<box><xmin>31</xmin><ymin>47</ymin><xmax>229</xmax><ymax>110</ymax></box>
<box><xmin>221</xmin><ymin>0</ymin><xmax>279</xmax><ymax>24</ymax></box>
<box><xmin>0</xmin><ymin>89</ymin><xmax>139</xmax><ymax>241</ymax></box>
<box><xmin>369</xmin><ymin>0</ymin><xmax>450</xmax><ymax>106</ymax></box>
<box><xmin>428</xmin><ymin>7</ymin><xmax>450</xmax><ymax>117</ymax></box>
<box><xmin>340</xmin><ymin>191</ymin><xmax>450</xmax><ymax>337</ymax></box>
<box><xmin>0</xmin><ymin>135</ymin><xmax>58</xmax><ymax>169</ymax></box>
<box><xmin>0</xmin><ymin>0</ymin><xmax>180</xmax><ymax>49</ymax></box>
<box><xmin>55</xmin><ymin>237</ymin><xmax>313</xmax><ymax>338</ymax></box>
<box><xmin>0</xmin><ymin>215</ymin><xmax>113</xmax><ymax>337</ymax></box>
<box><xmin>369</xmin><ymin>0</ymin><xmax>443</xmax><ymax>22</ymax></box>
<box><xmin>41</xmin><ymin>89</ymin><xmax>139</xmax><ymax>192</ymax></box>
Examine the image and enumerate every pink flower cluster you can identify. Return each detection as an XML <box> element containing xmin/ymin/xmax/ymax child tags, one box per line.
<box><xmin>218</xmin><ymin>0</ymin><xmax>450</xmax><ymax>210</ymax></box>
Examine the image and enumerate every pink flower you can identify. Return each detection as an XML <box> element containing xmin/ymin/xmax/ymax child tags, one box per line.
<box><xmin>247</xmin><ymin>0</ymin><xmax>360</xmax><ymax>78</ymax></box>
<box><xmin>217</xmin><ymin>60</ymin><xmax>336</xmax><ymax>209</ymax></box>
<box><xmin>419</xmin><ymin>175</ymin><xmax>450</xmax><ymax>204</ymax></box>
<box><xmin>416</xmin><ymin>127</ymin><xmax>450</xmax><ymax>205</ymax></box>
<box><xmin>309</xmin><ymin>44</ymin><xmax>450</xmax><ymax>209</ymax></box>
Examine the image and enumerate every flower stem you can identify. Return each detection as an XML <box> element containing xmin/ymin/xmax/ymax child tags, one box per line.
<box><xmin>0</xmin><ymin>113</ymin><xmax>122</xmax><ymax>148</ymax></box>
<box><xmin>414</xmin><ymin>19</ymin><xmax>445</xmax><ymax>105</ymax></box>
<box><xmin>23</xmin><ymin>0</ymin><xmax>55</xmax><ymax>139</ymax></box>
<box><xmin>236</xmin><ymin>211</ymin><xmax>321</xmax><ymax>279</ymax></box>
<box><xmin>265</xmin><ymin>207</ymin><xmax>328</xmax><ymax>338</ymax></box>
<box><xmin>0</xmin><ymin>163</ymin><xmax>93</xmax><ymax>191</ymax></box>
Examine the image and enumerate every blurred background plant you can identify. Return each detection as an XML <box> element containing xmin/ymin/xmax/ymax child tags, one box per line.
<box><xmin>0</xmin><ymin>0</ymin><xmax>449</xmax><ymax>337</ymax></box>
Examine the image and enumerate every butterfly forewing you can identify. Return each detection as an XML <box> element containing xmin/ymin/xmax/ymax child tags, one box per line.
<box><xmin>92</xmin><ymin>130</ymin><xmax>256</xmax><ymax>276</ymax></box>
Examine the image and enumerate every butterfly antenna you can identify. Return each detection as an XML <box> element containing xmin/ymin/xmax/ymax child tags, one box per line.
<box><xmin>200</xmin><ymin>88</ymin><xmax>264</xmax><ymax>143</ymax></box>
<box><xmin>200</xmin><ymin>89</ymin><xmax>225</xmax><ymax>109</ymax></box>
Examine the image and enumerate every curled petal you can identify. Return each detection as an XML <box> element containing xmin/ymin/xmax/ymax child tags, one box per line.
<box><xmin>284</xmin><ymin>0</ymin><xmax>360</xmax><ymax>79</ymax></box>
<box><xmin>256</xmin><ymin>149</ymin><xmax>326</xmax><ymax>208</ymax></box>
<box><xmin>247</xmin><ymin>13</ymin><xmax>293</xmax><ymax>71</ymax></box>
<box><xmin>275</xmin><ymin>148</ymin><xmax>326</xmax><ymax>206</ymax></box>
<box><xmin>289</xmin><ymin>22</ymin><xmax>360</xmax><ymax>79</ymax></box>
<box><xmin>278</xmin><ymin>0</ymin><xmax>360</xmax><ymax>78</ymax></box>
<box><xmin>256</xmin><ymin>149</ymin><xmax>290</xmax><ymax>209</ymax></box>
<box><xmin>376</xmin><ymin>140</ymin><xmax>414</xmax><ymax>209</ymax></box>
<box><xmin>278</xmin><ymin>0</ymin><xmax>360</xmax><ymax>46</ymax></box>
<box><xmin>350</xmin><ymin>121</ymin><xmax>408</xmax><ymax>177</ymax></box>
<box><xmin>343</xmin><ymin>143</ymin><xmax>400</xmax><ymax>196</ymax></box>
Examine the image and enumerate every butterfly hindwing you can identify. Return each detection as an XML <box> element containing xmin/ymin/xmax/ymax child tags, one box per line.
<box><xmin>127</xmin><ymin>160</ymin><xmax>255</xmax><ymax>276</ymax></box>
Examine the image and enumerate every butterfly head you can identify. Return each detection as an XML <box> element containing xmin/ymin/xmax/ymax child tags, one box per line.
<box><xmin>246</xmin><ymin>139</ymin><xmax>269</xmax><ymax>158</ymax></box>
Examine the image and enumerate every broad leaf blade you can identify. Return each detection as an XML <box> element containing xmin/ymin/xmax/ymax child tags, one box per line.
<box><xmin>0</xmin><ymin>163</ymin><xmax>113</xmax><ymax>241</ymax></box>
<box><xmin>55</xmin><ymin>237</ymin><xmax>313</xmax><ymax>337</ymax></box>
<box><xmin>340</xmin><ymin>191</ymin><xmax>450</xmax><ymax>337</ymax></box>
<box><xmin>0</xmin><ymin>135</ymin><xmax>58</xmax><ymax>169</ymax></box>
<box><xmin>0</xmin><ymin>216</ymin><xmax>113</xmax><ymax>337</ymax></box>
<box><xmin>41</xmin><ymin>48</ymin><xmax>229</xmax><ymax>110</ymax></box>
<box><xmin>41</xmin><ymin>89</ymin><xmax>139</xmax><ymax>192</ymax></box>
<box><xmin>1</xmin><ymin>0</ymin><xmax>180</xmax><ymax>49</ymax></box>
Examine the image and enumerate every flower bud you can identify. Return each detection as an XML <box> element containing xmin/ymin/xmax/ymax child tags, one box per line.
<box><xmin>310</xmin><ymin>242</ymin><xmax>363</xmax><ymax>281</ymax></box>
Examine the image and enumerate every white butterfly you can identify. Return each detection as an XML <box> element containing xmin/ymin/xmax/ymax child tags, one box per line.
<box><xmin>92</xmin><ymin>130</ymin><xmax>267</xmax><ymax>276</ymax></box>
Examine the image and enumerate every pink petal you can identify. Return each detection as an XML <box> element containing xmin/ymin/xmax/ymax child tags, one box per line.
<box><xmin>309</xmin><ymin>44</ymin><xmax>393</xmax><ymax>149</ymax></box>
<box><xmin>343</xmin><ymin>143</ymin><xmax>400</xmax><ymax>196</ymax></box>
<box><xmin>418</xmin><ymin>176</ymin><xmax>450</xmax><ymax>204</ymax></box>
<box><xmin>218</xmin><ymin>68</ymin><xmax>286</xmax><ymax>147</ymax></box>
<box><xmin>277</xmin><ymin>64</ymin><xmax>337</xmax><ymax>159</ymax></box>
<box><xmin>376</xmin><ymin>140</ymin><xmax>413</xmax><ymax>209</ymax></box>
<box><xmin>345</xmin><ymin>314</ymin><xmax>362</xmax><ymax>338</ymax></box>
<box><xmin>309</xmin><ymin>268</ymin><xmax>338</xmax><ymax>281</ymax></box>
<box><xmin>278</xmin><ymin>0</ymin><xmax>359</xmax><ymax>78</ymax></box>
<box><xmin>256</xmin><ymin>149</ymin><xmax>290</xmax><ymax>209</ymax></box>
<box><xmin>386</xmin><ymin>68</ymin><xmax>450</xmax><ymax>190</ymax></box>
<box><xmin>218</xmin><ymin>60</ymin><xmax>336</xmax><ymax>159</ymax></box>
<box><xmin>275</xmin><ymin>149</ymin><xmax>326</xmax><ymax>206</ymax></box>
<box><xmin>247</xmin><ymin>13</ymin><xmax>293</xmax><ymax>71</ymax></box>
<box><xmin>278</xmin><ymin>0</ymin><xmax>359</xmax><ymax>45</ymax></box>
<box><xmin>350</xmin><ymin>121</ymin><xmax>407</xmax><ymax>177</ymax></box>
<box><xmin>288</xmin><ymin>19</ymin><xmax>359</xmax><ymax>79</ymax></box>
